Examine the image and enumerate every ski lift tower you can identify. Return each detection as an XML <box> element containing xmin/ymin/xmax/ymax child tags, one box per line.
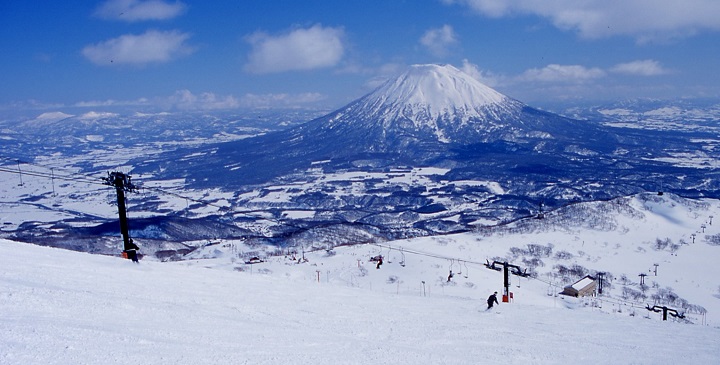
<box><xmin>485</xmin><ymin>260</ymin><xmax>530</xmax><ymax>302</ymax></box>
<box><xmin>103</xmin><ymin>171</ymin><xmax>138</xmax><ymax>258</ymax></box>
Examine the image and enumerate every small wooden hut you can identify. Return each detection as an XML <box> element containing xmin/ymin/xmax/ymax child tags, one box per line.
<box><xmin>561</xmin><ymin>275</ymin><xmax>597</xmax><ymax>297</ymax></box>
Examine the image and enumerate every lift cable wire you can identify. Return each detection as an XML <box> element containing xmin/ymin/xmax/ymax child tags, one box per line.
<box><xmin>0</xmin><ymin>156</ymin><xmax>232</xmax><ymax>212</ymax></box>
<box><xmin>0</xmin><ymin>157</ymin><xmax>107</xmax><ymax>187</ymax></box>
<box><xmin>141</xmin><ymin>185</ymin><xmax>231</xmax><ymax>211</ymax></box>
<box><xmin>0</xmin><ymin>166</ymin><xmax>105</xmax><ymax>187</ymax></box>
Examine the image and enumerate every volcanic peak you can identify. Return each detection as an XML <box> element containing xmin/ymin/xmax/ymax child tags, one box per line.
<box><xmin>356</xmin><ymin>64</ymin><xmax>515</xmax><ymax>123</ymax></box>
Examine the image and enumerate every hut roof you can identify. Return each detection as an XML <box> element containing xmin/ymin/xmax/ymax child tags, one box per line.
<box><xmin>571</xmin><ymin>276</ymin><xmax>596</xmax><ymax>291</ymax></box>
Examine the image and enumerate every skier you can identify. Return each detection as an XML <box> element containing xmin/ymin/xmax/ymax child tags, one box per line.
<box><xmin>487</xmin><ymin>291</ymin><xmax>499</xmax><ymax>310</ymax></box>
<box><xmin>376</xmin><ymin>256</ymin><xmax>383</xmax><ymax>269</ymax></box>
<box><xmin>125</xmin><ymin>238</ymin><xmax>140</xmax><ymax>263</ymax></box>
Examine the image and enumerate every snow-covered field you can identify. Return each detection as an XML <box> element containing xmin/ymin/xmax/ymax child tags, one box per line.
<box><xmin>4</xmin><ymin>190</ymin><xmax>720</xmax><ymax>365</ymax></box>
<box><xmin>2</xmin><ymin>239</ymin><xmax>719</xmax><ymax>365</ymax></box>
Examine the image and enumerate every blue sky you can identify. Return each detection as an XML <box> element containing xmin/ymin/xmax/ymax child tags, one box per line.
<box><xmin>2</xmin><ymin>0</ymin><xmax>720</xmax><ymax>113</ymax></box>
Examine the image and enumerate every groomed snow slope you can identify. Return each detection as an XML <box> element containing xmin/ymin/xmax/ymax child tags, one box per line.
<box><xmin>2</xmin><ymin>240</ymin><xmax>719</xmax><ymax>365</ymax></box>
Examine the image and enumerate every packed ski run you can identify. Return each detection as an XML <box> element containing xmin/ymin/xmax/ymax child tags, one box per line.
<box><xmin>2</xmin><ymin>238</ymin><xmax>720</xmax><ymax>365</ymax></box>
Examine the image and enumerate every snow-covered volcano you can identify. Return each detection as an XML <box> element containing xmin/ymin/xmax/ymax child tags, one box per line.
<box><xmin>319</xmin><ymin>65</ymin><xmax>508</xmax><ymax>143</ymax></box>
<box><xmin>350</xmin><ymin>64</ymin><xmax>516</xmax><ymax>141</ymax></box>
<box><xmin>141</xmin><ymin>63</ymin><xmax>618</xmax><ymax>185</ymax></box>
<box><xmin>312</xmin><ymin>63</ymin><xmax>602</xmax><ymax>147</ymax></box>
<box><xmin>374</xmin><ymin>64</ymin><xmax>507</xmax><ymax>110</ymax></box>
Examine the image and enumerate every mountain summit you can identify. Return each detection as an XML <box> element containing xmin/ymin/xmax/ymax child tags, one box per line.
<box><xmin>321</xmin><ymin>64</ymin><xmax>529</xmax><ymax>144</ymax></box>
<box><xmin>375</xmin><ymin>64</ymin><xmax>506</xmax><ymax>108</ymax></box>
<box><xmin>355</xmin><ymin>64</ymin><xmax>512</xmax><ymax>131</ymax></box>
<box><xmin>315</xmin><ymin>63</ymin><xmax>599</xmax><ymax>147</ymax></box>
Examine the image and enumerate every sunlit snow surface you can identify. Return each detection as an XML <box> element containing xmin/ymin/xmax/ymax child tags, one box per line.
<box><xmin>1</xmin><ymin>239</ymin><xmax>719</xmax><ymax>365</ymax></box>
<box><xmin>370</xmin><ymin>64</ymin><xmax>507</xmax><ymax>116</ymax></box>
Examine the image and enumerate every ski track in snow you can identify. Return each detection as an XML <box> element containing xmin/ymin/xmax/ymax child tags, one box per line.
<box><xmin>2</xmin><ymin>240</ymin><xmax>719</xmax><ymax>365</ymax></box>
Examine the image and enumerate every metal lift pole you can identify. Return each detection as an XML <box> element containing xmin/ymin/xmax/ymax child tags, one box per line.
<box><xmin>103</xmin><ymin>172</ymin><xmax>137</xmax><ymax>252</ymax></box>
<box><xmin>114</xmin><ymin>177</ymin><xmax>131</xmax><ymax>251</ymax></box>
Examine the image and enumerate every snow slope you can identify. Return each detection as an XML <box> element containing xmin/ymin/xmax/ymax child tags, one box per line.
<box><xmin>2</xmin><ymin>238</ymin><xmax>719</xmax><ymax>365</ymax></box>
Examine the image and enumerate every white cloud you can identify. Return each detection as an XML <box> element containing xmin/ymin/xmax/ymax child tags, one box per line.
<box><xmin>162</xmin><ymin>90</ymin><xmax>327</xmax><ymax>110</ymax></box>
<box><xmin>165</xmin><ymin>90</ymin><xmax>240</xmax><ymax>110</ymax></box>
<box><xmin>420</xmin><ymin>25</ymin><xmax>458</xmax><ymax>57</ymax></box>
<box><xmin>519</xmin><ymin>64</ymin><xmax>606</xmax><ymax>83</ymax></box>
<box><xmin>82</xmin><ymin>30</ymin><xmax>193</xmax><ymax>66</ymax></box>
<box><xmin>67</xmin><ymin>91</ymin><xmax>327</xmax><ymax>111</ymax></box>
<box><xmin>94</xmin><ymin>0</ymin><xmax>186</xmax><ymax>22</ymax></box>
<box><xmin>244</xmin><ymin>25</ymin><xmax>345</xmax><ymax>74</ymax></box>
<box><xmin>441</xmin><ymin>0</ymin><xmax>510</xmax><ymax>17</ymax></box>
<box><xmin>610</xmin><ymin>60</ymin><xmax>671</xmax><ymax>76</ymax></box>
<box><xmin>240</xmin><ymin>93</ymin><xmax>327</xmax><ymax>108</ymax></box>
<box><xmin>460</xmin><ymin>59</ymin><xmax>503</xmax><ymax>87</ymax></box>
<box><xmin>74</xmin><ymin>98</ymin><xmax>150</xmax><ymax>108</ymax></box>
<box><xmin>444</xmin><ymin>0</ymin><xmax>720</xmax><ymax>41</ymax></box>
